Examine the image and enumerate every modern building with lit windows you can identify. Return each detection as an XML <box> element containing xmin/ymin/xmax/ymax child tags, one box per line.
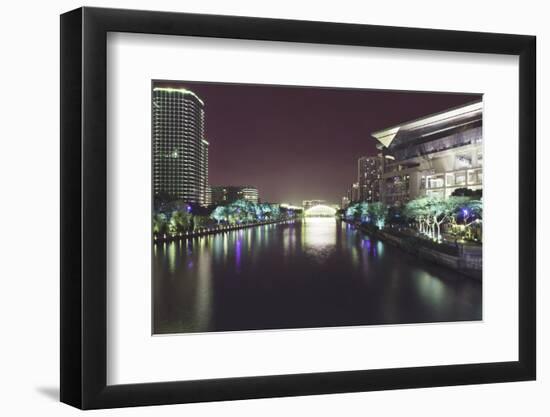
<box><xmin>345</xmin><ymin>182</ymin><xmax>360</xmax><ymax>204</ymax></box>
<box><xmin>371</xmin><ymin>100</ymin><xmax>482</xmax><ymax>206</ymax></box>
<box><xmin>210</xmin><ymin>185</ymin><xmax>259</xmax><ymax>205</ymax></box>
<box><xmin>358</xmin><ymin>155</ymin><xmax>382</xmax><ymax>202</ymax></box>
<box><xmin>152</xmin><ymin>86</ymin><xmax>209</xmax><ymax>205</ymax></box>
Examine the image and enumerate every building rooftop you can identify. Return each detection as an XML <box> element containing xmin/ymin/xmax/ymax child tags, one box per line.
<box><xmin>153</xmin><ymin>87</ymin><xmax>205</xmax><ymax>106</ymax></box>
<box><xmin>371</xmin><ymin>100</ymin><xmax>482</xmax><ymax>149</ymax></box>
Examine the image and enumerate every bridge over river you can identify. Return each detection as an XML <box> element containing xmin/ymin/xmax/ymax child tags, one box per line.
<box><xmin>153</xmin><ymin>217</ymin><xmax>481</xmax><ymax>334</ymax></box>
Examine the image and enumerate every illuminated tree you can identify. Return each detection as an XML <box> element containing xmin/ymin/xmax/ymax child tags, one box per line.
<box><xmin>193</xmin><ymin>215</ymin><xmax>210</xmax><ymax>230</ymax></box>
<box><xmin>405</xmin><ymin>196</ymin><xmax>477</xmax><ymax>241</ymax></box>
<box><xmin>169</xmin><ymin>210</ymin><xmax>192</xmax><ymax>233</ymax></box>
<box><xmin>210</xmin><ymin>206</ymin><xmax>228</xmax><ymax>224</ymax></box>
<box><xmin>454</xmin><ymin>199</ymin><xmax>483</xmax><ymax>240</ymax></box>
<box><xmin>404</xmin><ymin>197</ymin><xmax>431</xmax><ymax>236</ymax></box>
<box><xmin>428</xmin><ymin>197</ymin><xmax>464</xmax><ymax>241</ymax></box>
<box><xmin>367</xmin><ymin>202</ymin><xmax>388</xmax><ymax>229</ymax></box>
<box><xmin>270</xmin><ymin>204</ymin><xmax>281</xmax><ymax>220</ymax></box>
<box><xmin>345</xmin><ymin>203</ymin><xmax>361</xmax><ymax>222</ymax></box>
<box><xmin>152</xmin><ymin>212</ymin><xmax>169</xmax><ymax>235</ymax></box>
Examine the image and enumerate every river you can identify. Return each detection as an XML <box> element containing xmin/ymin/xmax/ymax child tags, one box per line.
<box><xmin>153</xmin><ymin>217</ymin><xmax>481</xmax><ymax>334</ymax></box>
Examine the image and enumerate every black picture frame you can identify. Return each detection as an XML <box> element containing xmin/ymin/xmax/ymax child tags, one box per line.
<box><xmin>60</xmin><ymin>6</ymin><xmax>536</xmax><ymax>410</ymax></box>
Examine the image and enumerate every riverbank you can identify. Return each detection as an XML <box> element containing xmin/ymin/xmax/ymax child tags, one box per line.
<box><xmin>153</xmin><ymin>218</ymin><xmax>298</xmax><ymax>243</ymax></box>
<box><xmin>344</xmin><ymin>220</ymin><xmax>482</xmax><ymax>280</ymax></box>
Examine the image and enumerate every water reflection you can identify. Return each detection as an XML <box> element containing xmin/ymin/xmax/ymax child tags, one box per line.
<box><xmin>153</xmin><ymin>218</ymin><xmax>481</xmax><ymax>334</ymax></box>
<box><xmin>303</xmin><ymin>217</ymin><xmax>337</xmax><ymax>248</ymax></box>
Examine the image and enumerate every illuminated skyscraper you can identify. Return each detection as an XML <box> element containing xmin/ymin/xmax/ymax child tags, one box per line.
<box><xmin>358</xmin><ymin>156</ymin><xmax>382</xmax><ymax>202</ymax></box>
<box><xmin>152</xmin><ymin>87</ymin><xmax>209</xmax><ymax>205</ymax></box>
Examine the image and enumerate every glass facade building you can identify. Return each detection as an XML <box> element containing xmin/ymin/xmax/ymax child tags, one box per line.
<box><xmin>371</xmin><ymin>100</ymin><xmax>483</xmax><ymax>206</ymax></box>
<box><xmin>152</xmin><ymin>87</ymin><xmax>209</xmax><ymax>205</ymax></box>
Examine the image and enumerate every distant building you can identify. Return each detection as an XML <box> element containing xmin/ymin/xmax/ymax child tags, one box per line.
<box><xmin>341</xmin><ymin>196</ymin><xmax>350</xmax><ymax>209</ymax></box>
<box><xmin>210</xmin><ymin>185</ymin><xmax>259</xmax><ymax>205</ymax></box>
<box><xmin>241</xmin><ymin>186</ymin><xmax>259</xmax><ymax>204</ymax></box>
<box><xmin>302</xmin><ymin>200</ymin><xmax>327</xmax><ymax>211</ymax></box>
<box><xmin>205</xmin><ymin>185</ymin><xmax>212</xmax><ymax>206</ymax></box>
<box><xmin>347</xmin><ymin>182</ymin><xmax>360</xmax><ymax>204</ymax></box>
<box><xmin>371</xmin><ymin>100</ymin><xmax>483</xmax><ymax>206</ymax></box>
<box><xmin>152</xmin><ymin>86</ymin><xmax>209</xmax><ymax>206</ymax></box>
<box><xmin>357</xmin><ymin>156</ymin><xmax>382</xmax><ymax>202</ymax></box>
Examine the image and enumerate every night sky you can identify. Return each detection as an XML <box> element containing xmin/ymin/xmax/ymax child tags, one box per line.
<box><xmin>154</xmin><ymin>80</ymin><xmax>480</xmax><ymax>206</ymax></box>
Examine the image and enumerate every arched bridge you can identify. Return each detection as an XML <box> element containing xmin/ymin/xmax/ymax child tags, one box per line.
<box><xmin>304</xmin><ymin>204</ymin><xmax>337</xmax><ymax>217</ymax></box>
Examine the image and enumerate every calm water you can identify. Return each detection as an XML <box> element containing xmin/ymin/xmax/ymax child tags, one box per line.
<box><xmin>153</xmin><ymin>218</ymin><xmax>481</xmax><ymax>334</ymax></box>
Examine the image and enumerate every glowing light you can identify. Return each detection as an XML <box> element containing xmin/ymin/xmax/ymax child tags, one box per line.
<box><xmin>153</xmin><ymin>87</ymin><xmax>205</xmax><ymax>106</ymax></box>
<box><xmin>304</xmin><ymin>204</ymin><xmax>337</xmax><ymax>217</ymax></box>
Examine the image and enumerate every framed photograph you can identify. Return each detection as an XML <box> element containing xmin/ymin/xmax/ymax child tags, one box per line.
<box><xmin>60</xmin><ymin>7</ymin><xmax>536</xmax><ymax>409</ymax></box>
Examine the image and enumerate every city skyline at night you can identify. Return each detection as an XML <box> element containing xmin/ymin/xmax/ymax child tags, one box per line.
<box><xmin>152</xmin><ymin>81</ymin><xmax>483</xmax><ymax>335</ymax></box>
<box><xmin>153</xmin><ymin>80</ymin><xmax>481</xmax><ymax>205</ymax></box>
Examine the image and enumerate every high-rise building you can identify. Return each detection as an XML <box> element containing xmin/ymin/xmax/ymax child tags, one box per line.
<box><xmin>152</xmin><ymin>86</ymin><xmax>209</xmax><ymax>205</ymax></box>
<box><xmin>341</xmin><ymin>196</ymin><xmax>350</xmax><ymax>209</ymax></box>
<box><xmin>371</xmin><ymin>100</ymin><xmax>483</xmax><ymax>206</ymax></box>
<box><xmin>210</xmin><ymin>186</ymin><xmax>259</xmax><ymax>205</ymax></box>
<box><xmin>357</xmin><ymin>156</ymin><xmax>382</xmax><ymax>202</ymax></box>
<box><xmin>205</xmin><ymin>185</ymin><xmax>212</xmax><ymax>206</ymax></box>
<box><xmin>200</xmin><ymin>139</ymin><xmax>209</xmax><ymax>205</ymax></box>
<box><xmin>347</xmin><ymin>182</ymin><xmax>360</xmax><ymax>203</ymax></box>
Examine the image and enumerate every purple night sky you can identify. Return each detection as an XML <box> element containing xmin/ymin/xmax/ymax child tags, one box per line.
<box><xmin>155</xmin><ymin>80</ymin><xmax>481</xmax><ymax>205</ymax></box>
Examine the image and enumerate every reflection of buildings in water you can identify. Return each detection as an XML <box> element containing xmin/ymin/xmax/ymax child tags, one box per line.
<box><xmin>235</xmin><ymin>233</ymin><xmax>242</xmax><ymax>270</ymax></box>
<box><xmin>302</xmin><ymin>218</ymin><xmax>337</xmax><ymax>260</ymax></box>
<box><xmin>194</xmin><ymin>246</ymin><xmax>213</xmax><ymax>331</ymax></box>
<box><xmin>167</xmin><ymin>241</ymin><xmax>177</xmax><ymax>273</ymax></box>
<box><xmin>282</xmin><ymin>226</ymin><xmax>297</xmax><ymax>256</ymax></box>
<box><xmin>415</xmin><ymin>270</ymin><xmax>446</xmax><ymax>308</ymax></box>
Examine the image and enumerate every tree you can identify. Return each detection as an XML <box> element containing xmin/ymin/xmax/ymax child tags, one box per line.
<box><xmin>387</xmin><ymin>206</ymin><xmax>406</xmax><ymax>226</ymax></box>
<box><xmin>210</xmin><ymin>206</ymin><xmax>228</xmax><ymax>224</ymax></box>
<box><xmin>404</xmin><ymin>196</ymin><xmax>468</xmax><ymax>240</ymax></box>
<box><xmin>451</xmin><ymin>188</ymin><xmax>482</xmax><ymax>199</ymax></box>
<box><xmin>193</xmin><ymin>215</ymin><xmax>211</xmax><ymax>230</ymax></box>
<box><xmin>404</xmin><ymin>197</ymin><xmax>431</xmax><ymax>236</ymax></box>
<box><xmin>427</xmin><ymin>197</ymin><xmax>464</xmax><ymax>241</ymax></box>
<box><xmin>345</xmin><ymin>203</ymin><xmax>362</xmax><ymax>222</ymax></box>
<box><xmin>152</xmin><ymin>212</ymin><xmax>169</xmax><ymax>235</ymax></box>
<box><xmin>169</xmin><ymin>210</ymin><xmax>192</xmax><ymax>233</ymax></box>
<box><xmin>269</xmin><ymin>204</ymin><xmax>281</xmax><ymax>220</ymax></box>
<box><xmin>358</xmin><ymin>202</ymin><xmax>370</xmax><ymax>223</ymax></box>
<box><xmin>257</xmin><ymin>203</ymin><xmax>274</xmax><ymax>220</ymax></box>
<box><xmin>456</xmin><ymin>199</ymin><xmax>483</xmax><ymax>240</ymax></box>
<box><xmin>464</xmin><ymin>199</ymin><xmax>483</xmax><ymax>220</ymax></box>
<box><xmin>367</xmin><ymin>202</ymin><xmax>388</xmax><ymax>229</ymax></box>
